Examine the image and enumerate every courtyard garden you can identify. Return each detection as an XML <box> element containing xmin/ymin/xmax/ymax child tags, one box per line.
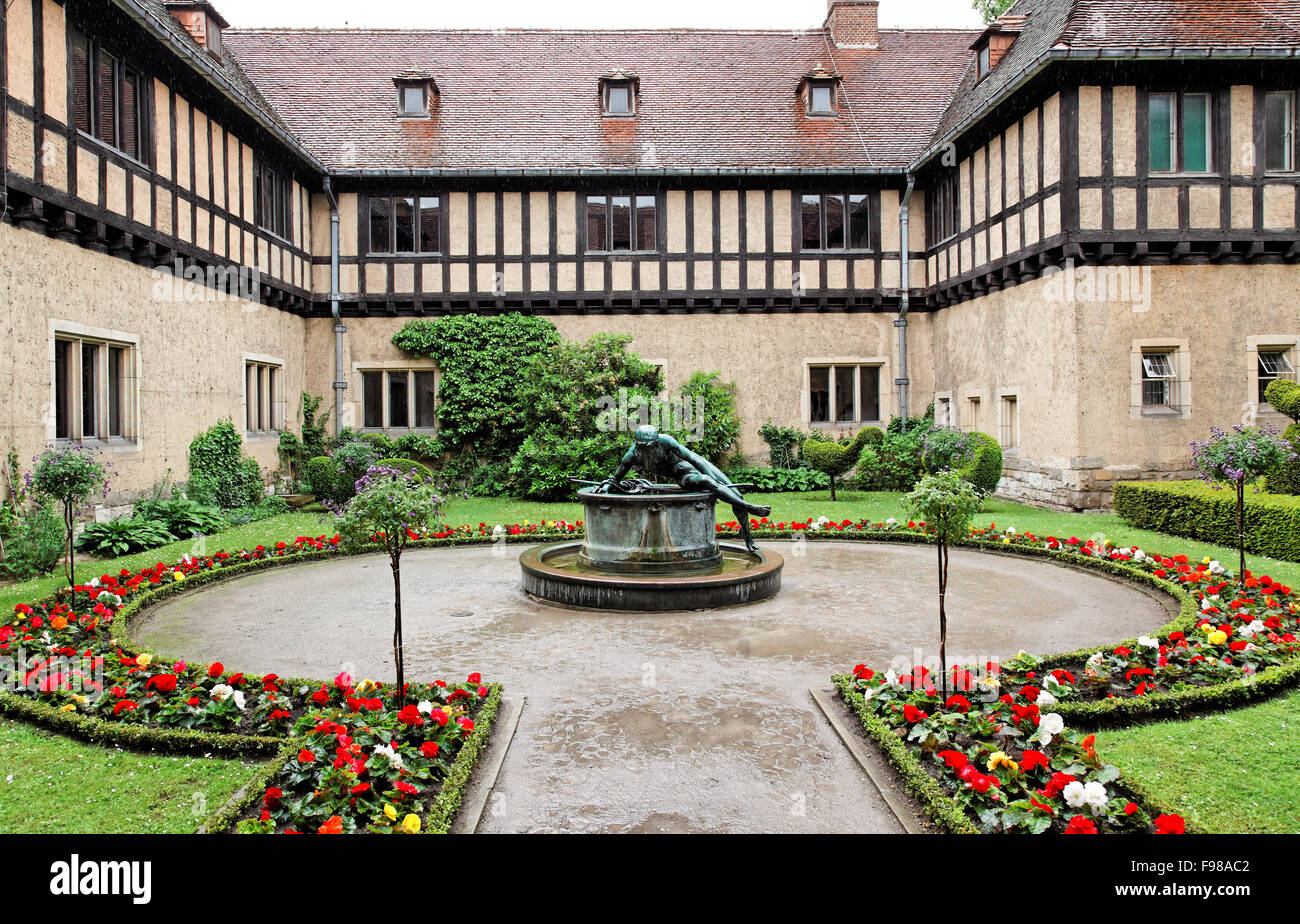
<box><xmin>1</xmin><ymin>319</ymin><xmax>1298</xmax><ymax>835</ymax></box>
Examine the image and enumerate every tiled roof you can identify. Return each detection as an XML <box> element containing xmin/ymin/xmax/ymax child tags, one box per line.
<box><xmin>220</xmin><ymin>28</ymin><xmax>979</xmax><ymax>173</ymax></box>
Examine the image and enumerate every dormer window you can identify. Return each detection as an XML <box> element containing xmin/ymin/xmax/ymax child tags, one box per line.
<box><xmin>600</xmin><ymin>70</ymin><xmax>639</xmax><ymax>117</ymax></box>
<box><xmin>394</xmin><ymin>70</ymin><xmax>436</xmax><ymax>118</ymax></box>
<box><xmin>970</xmin><ymin>15</ymin><xmax>1024</xmax><ymax>81</ymax></box>
<box><xmin>977</xmin><ymin>43</ymin><xmax>991</xmax><ymax>78</ymax></box>
<box><xmin>800</xmin><ymin>67</ymin><xmax>840</xmax><ymax>117</ymax></box>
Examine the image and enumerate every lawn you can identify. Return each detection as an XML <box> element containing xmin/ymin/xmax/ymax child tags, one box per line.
<box><xmin>1098</xmin><ymin>688</ymin><xmax>1300</xmax><ymax>834</ymax></box>
<box><xmin>0</xmin><ymin>718</ymin><xmax>263</xmax><ymax>834</ymax></box>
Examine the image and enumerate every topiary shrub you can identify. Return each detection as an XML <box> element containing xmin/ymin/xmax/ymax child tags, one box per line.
<box><xmin>957</xmin><ymin>431</ymin><xmax>1004</xmax><ymax>496</ymax></box>
<box><xmin>188</xmin><ymin>422</ymin><xmax>264</xmax><ymax>509</ymax></box>
<box><xmin>1264</xmin><ymin>380</ymin><xmax>1300</xmax><ymax>495</ymax></box>
<box><xmin>802</xmin><ymin>428</ymin><xmax>873</xmax><ymax>501</ymax></box>
<box><xmin>1113</xmin><ymin>480</ymin><xmax>1300</xmax><ymax>563</ymax></box>
<box><xmin>1265</xmin><ymin>379</ymin><xmax>1300</xmax><ymax>421</ymax></box>
<box><xmin>375</xmin><ymin>457</ymin><xmax>436</xmax><ymax>484</ymax></box>
<box><xmin>305</xmin><ymin>456</ymin><xmax>337</xmax><ymax>501</ymax></box>
<box><xmin>358</xmin><ymin>432</ymin><xmax>396</xmax><ymax>456</ymax></box>
<box><xmin>860</xmin><ymin>426</ymin><xmax>885</xmax><ymax>448</ymax></box>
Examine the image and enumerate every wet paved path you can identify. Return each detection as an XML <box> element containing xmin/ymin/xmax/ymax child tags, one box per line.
<box><xmin>138</xmin><ymin>541</ymin><xmax>1169</xmax><ymax>833</ymax></box>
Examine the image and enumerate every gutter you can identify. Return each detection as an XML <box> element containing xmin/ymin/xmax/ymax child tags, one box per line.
<box><xmin>323</xmin><ymin>178</ymin><xmax>345</xmax><ymax>438</ymax></box>
<box><xmin>327</xmin><ymin>166</ymin><xmax>900</xmax><ymax>179</ymax></box>
<box><xmin>896</xmin><ymin>173</ymin><xmax>915</xmax><ymax>433</ymax></box>
<box><xmin>908</xmin><ymin>45</ymin><xmax>1300</xmax><ymax>174</ymax></box>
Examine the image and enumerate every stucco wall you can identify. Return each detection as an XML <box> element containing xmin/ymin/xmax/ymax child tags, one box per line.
<box><xmin>0</xmin><ymin>223</ymin><xmax>308</xmax><ymax>507</ymax></box>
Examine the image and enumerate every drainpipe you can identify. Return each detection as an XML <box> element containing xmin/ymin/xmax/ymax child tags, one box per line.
<box><xmin>896</xmin><ymin>173</ymin><xmax>916</xmax><ymax>433</ymax></box>
<box><xmin>323</xmin><ymin>178</ymin><xmax>345</xmax><ymax>438</ymax></box>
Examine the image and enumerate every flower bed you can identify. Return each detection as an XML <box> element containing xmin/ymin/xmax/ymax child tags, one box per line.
<box><xmin>0</xmin><ymin>535</ymin><xmax>501</xmax><ymax>835</ymax></box>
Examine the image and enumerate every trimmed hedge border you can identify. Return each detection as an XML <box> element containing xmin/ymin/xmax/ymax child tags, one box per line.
<box><xmin>1113</xmin><ymin>480</ymin><xmax>1300</xmax><ymax>563</ymax></box>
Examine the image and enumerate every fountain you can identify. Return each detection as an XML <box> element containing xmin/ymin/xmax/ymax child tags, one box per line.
<box><xmin>520</xmin><ymin>426</ymin><xmax>783</xmax><ymax>611</ymax></box>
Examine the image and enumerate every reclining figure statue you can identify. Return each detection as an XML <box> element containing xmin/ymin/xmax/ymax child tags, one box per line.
<box><xmin>597</xmin><ymin>425</ymin><xmax>771</xmax><ymax>551</ymax></box>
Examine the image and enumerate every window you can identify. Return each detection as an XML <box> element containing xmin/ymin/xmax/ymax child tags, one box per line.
<box><xmin>801</xmin><ymin>194</ymin><xmax>870</xmax><ymax>251</ymax></box>
<box><xmin>245</xmin><ymin>361</ymin><xmax>282</xmax><ymax>434</ymax></box>
<box><xmin>369</xmin><ymin>195</ymin><xmax>441</xmax><ymax>254</ymax></box>
<box><xmin>361</xmin><ymin>369</ymin><xmax>437</xmax><ymax>432</ymax></box>
<box><xmin>977</xmin><ymin>43</ymin><xmax>992</xmax><ymax>79</ymax></box>
<box><xmin>806</xmin><ymin>80</ymin><xmax>836</xmax><ymax>116</ymax></box>
<box><xmin>601</xmin><ymin>77</ymin><xmax>636</xmax><ymax>117</ymax></box>
<box><xmin>254</xmin><ymin>160</ymin><xmax>293</xmax><ymax>239</ymax></box>
<box><xmin>1265</xmin><ymin>91</ymin><xmax>1297</xmax><ymax>173</ymax></box>
<box><xmin>70</xmin><ymin>27</ymin><xmax>149</xmax><ymax>161</ymax></box>
<box><xmin>586</xmin><ymin>194</ymin><xmax>656</xmax><ymax>252</ymax></box>
<box><xmin>1141</xmin><ymin>350</ymin><xmax>1179</xmax><ymax>409</ymax></box>
<box><xmin>927</xmin><ymin>171</ymin><xmax>959</xmax><ymax>246</ymax></box>
<box><xmin>964</xmin><ymin>396</ymin><xmax>981</xmax><ymax>432</ymax></box>
<box><xmin>54</xmin><ymin>334</ymin><xmax>135</xmax><ymax>443</ymax></box>
<box><xmin>1149</xmin><ymin>92</ymin><xmax>1212</xmax><ymax>174</ymax></box>
<box><xmin>1259</xmin><ymin>348</ymin><xmax>1296</xmax><ymax>405</ymax></box>
<box><xmin>399</xmin><ymin>85</ymin><xmax>427</xmax><ymax>116</ymax></box>
<box><xmin>936</xmin><ymin>396</ymin><xmax>953</xmax><ymax>428</ymax></box>
<box><xmin>998</xmin><ymin>395</ymin><xmax>1019</xmax><ymax>449</ymax></box>
<box><xmin>808</xmin><ymin>365</ymin><xmax>882</xmax><ymax>425</ymax></box>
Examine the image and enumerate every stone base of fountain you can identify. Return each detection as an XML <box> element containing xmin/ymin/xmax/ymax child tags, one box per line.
<box><xmin>520</xmin><ymin>487</ymin><xmax>783</xmax><ymax>611</ymax></box>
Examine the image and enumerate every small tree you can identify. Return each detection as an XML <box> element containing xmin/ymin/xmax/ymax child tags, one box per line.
<box><xmin>1191</xmin><ymin>424</ymin><xmax>1296</xmax><ymax>581</ymax></box>
<box><xmin>802</xmin><ymin>428</ymin><xmax>873</xmax><ymax>501</ymax></box>
<box><xmin>904</xmin><ymin>471</ymin><xmax>982</xmax><ymax>698</ymax></box>
<box><xmin>334</xmin><ymin>465</ymin><xmax>444</xmax><ymax>705</ymax></box>
<box><xmin>30</xmin><ymin>446</ymin><xmax>109</xmax><ymax>608</ymax></box>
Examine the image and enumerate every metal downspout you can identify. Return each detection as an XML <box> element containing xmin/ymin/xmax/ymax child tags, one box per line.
<box><xmin>896</xmin><ymin>173</ymin><xmax>916</xmax><ymax>433</ymax></box>
<box><xmin>323</xmin><ymin>178</ymin><xmax>344</xmax><ymax>438</ymax></box>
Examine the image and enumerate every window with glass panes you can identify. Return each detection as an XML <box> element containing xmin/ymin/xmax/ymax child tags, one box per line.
<box><xmin>1259</xmin><ymin>348</ymin><xmax>1296</xmax><ymax>404</ymax></box>
<box><xmin>1141</xmin><ymin>351</ymin><xmax>1179</xmax><ymax>408</ymax></box>
<box><xmin>1264</xmin><ymin>91</ymin><xmax>1297</xmax><ymax>174</ymax></box>
<box><xmin>999</xmin><ymin>395</ymin><xmax>1019</xmax><ymax>449</ymax></box>
<box><xmin>585</xmin><ymin>195</ymin><xmax>657</xmax><ymax>252</ymax></box>
<box><xmin>1148</xmin><ymin>92</ymin><xmax>1212</xmax><ymax>173</ymax></box>
<box><xmin>800</xmin><ymin>194</ymin><xmax>870</xmax><ymax>250</ymax></box>
<box><xmin>54</xmin><ymin>335</ymin><xmax>135</xmax><ymax>443</ymax></box>
<box><xmin>808</xmin><ymin>365</ymin><xmax>882</xmax><ymax>425</ymax></box>
<box><xmin>361</xmin><ymin>370</ymin><xmax>438</xmax><ymax>432</ymax></box>
<box><xmin>254</xmin><ymin>160</ymin><xmax>293</xmax><ymax>239</ymax></box>
<box><xmin>69</xmin><ymin>27</ymin><xmax>150</xmax><ymax>161</ymax></box>
<box><xmin>368</xmin><ymin>195</ymin><xmax>441</xmax><ymax>254</ymax></box>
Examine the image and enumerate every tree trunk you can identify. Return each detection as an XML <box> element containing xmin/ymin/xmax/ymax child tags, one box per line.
<box><xmin>829</xmin><ymin>476</ymin><xmax>837</xmax><ymax>503</ymax></box>
<box><xmin>64</xmin><ymin>501</ymin><xmax>76</xmax><ymax>609</ymax></box>
<box><xmin>391</xmin><ymin>548</ymin><xmax>404</xmax><ymax>706</ymax></box>
<box><xmin>1236</xmin><ymin>479</ymin><xmax>1246</xmax><ymax>583</ymax></box>
<box><xmin>938</xmin><ymin>535</ymin><xmax>948</xmax><ymax>699</ymax></box>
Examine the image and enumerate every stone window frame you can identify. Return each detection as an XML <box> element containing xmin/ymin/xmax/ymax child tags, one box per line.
<box><xmin>47</xmin><ymin>320</ymin><xmax>142</xmax><ymax>453</ymax></box>
<box><xmin>1129</xmin><ymin>338</ymin><xmax>1191</xmax><ymax>420</ymax></box>
<box><xmin>934</xmin><ymin>390</ymin><xmax>955</xmax><ymax>429</ymax></box>
<box><xmin>802</xmin><ymin>357</ymin><xmax>889</xmax><ymax>429</ymax></box>
<box><xmin>243</xmin><ymin>353</ymin><xmax>286</xmax><ymax>441</ymax></box>
<box><xmin>962</xmin><ymin>388</ymin><xmax>985</xmax><ymax>433</ymax></box>
<box><xmin>353</xmin><ymin>360</ymin><xmax>439</xmax><ymax>435</ymax></box>
<box><xmin>1248</xmin><ymin>334</ymin><xmax>1300</xmax><ymax>417</ymax></box>
<box><xmin>996</xmin><ymin>388</ymin><xmax>1021</xmax><ymax>452</ymax></box>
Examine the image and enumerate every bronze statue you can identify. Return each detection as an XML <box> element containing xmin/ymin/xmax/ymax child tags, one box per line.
<box><xmin>598</xmin><ymin>425</ymin><xmax>771</xmax><ymax>551</ymax></box>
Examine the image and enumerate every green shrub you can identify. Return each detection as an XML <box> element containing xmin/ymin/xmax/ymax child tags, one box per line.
<box><xmin>1</xmin><ymin>501</ymin><xmax>64</xmax><ymax>578</ymax></box>
<box><xmin>134</xmin><ymin>496</ymin><xmax>226</xmax><ymax>538</ymax></box>
<box><xmin>506</xmin><ymin>433</ymin><xmax>621</xmax><ymax>501</ymax></box>
<box><xmin>188</xmin><ymin>422</ymin><xmax>264</xmax><ymax>509</ymax></box>
<box><xmin>375</xmin><ymin>458</ymin><xmax>436</xmax><ymax>484</ymax></box>
<box><xmin>223</xmin><ymin>496</ymin><xmax>290</xmax><ymax>527</ymax></box>
<box><xmin>468</xmin><ymin>460</ymin><xmax>511</xmax><ymax>497</ymax></box>
<box><xmin>860</xmin><ymin>425</ymin><xmax>885</xmax><ymax>448</ymax></box>
<box><xmin>75</xmin><ymin>516</ymin><xmax>176</xmax><ymax>556</ymax></box>
<box><xmin>305</xmin><ymin>456</ymin><xmax>338</xmax><ymax>501</ymax></box>
<box><xmin>669</xmin><ymin>371</ymin><xmax>741</xmax><ymax>466</ymax></box>
<box><xmin>957</xmin><ymin>431</ymin><xmax>1004</xmax><ymax>495</ymax></box>
<box><xmin>358</xmin><ymin>432</ymin><xmax>396</xmax><ymax>455</ymax></box>
<box><xmin>724</xmin><ymin>466</ymin><xmax>830</xmax><ymax>492</ymax></box>
<box><xmin>1267</xmin><ymin>423</ymin><xmax>1300</xmax><ymax>495</ymax></box>
<box><xmin>330</xmin><ymin>440</ymin><xmax>381</xmax><ymax>502</ymax></box>
<box><xmin>802</xmin><ymin>428</ymin><xmax>873</xmax><ymax>501</ymax></box>
<box><xmin>1113</xmin><ymin>480</ymin><xmax>1300</xmax><ymax>562</ymax></box>
<box><xmin>391</xmin><ymin>433</ymin><xmax>444</xmax><ymax>465</ymax></box>
<box><xmin>299</xmin><ymin>393</ymin><xmax>331</xmax><ymax>461</ymax></box>
<box><xmin>1265</xmin><ymin>379</ymin><xmax>1300</xmax><ymax>421</ymax></box>
<box><xmin>757</xmin><ymin>421</ymin><xmax>808</xmax><ymax>468</ymax></box>
<box><xmin>857</xmin><ymin>426</ymin><xmax>927</xmax><ymax>491</ymax></box>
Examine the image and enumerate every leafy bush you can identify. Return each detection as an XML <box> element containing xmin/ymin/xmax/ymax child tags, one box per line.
<box><xmin>670</xmin><ymin>371</ymin><xmax>741</xmax><ymax>466</ymax></box>
<box><xmin>330</xmin><ymin>441</ymin><xmax>382</xmax><ymax>502</ymax></box>
<box><xmin>305</xmin><ymin>456</ymin><xmax>338</xmax><ymax>501</ymax></box>
<box><xmin>1</xmin><ymin>501</ymin><xmax>63</xmax><ymax>578</ymax></box>
<box><xmin>920</xmin><ymin>427</ymin><xmax>974</xmax><ymax>474</ymax></box>
<box><xmin>75</xmin><ymin>517</ymin><xmax>176</xmax><ymax>556</ymax></box>
<box><xmin>757</xmin><ymin>421</ymin><xmax>808</xmax><ymax>469</ymax></box>
<box><xmin>860</xmin><ymin>426</ymin><xmax>885</xmax><ymax>448</ymax></box>
<box><xmin>358</xmin><ymin>432</ymin><xmax>396</xmax><ymax>456</ymax></box>
<box><xmin>802</xmin><ymin>428</ymin><xmax>873</xmax><ymax>501</ymax></box>
<box><xmin>374</xmin><ymin>457</ymin><xmax>436</xmax><ymax>484</ymax></box>
<box><xmin>223</xmin><ymin>496</ymin><xmax>290</xmax><ymax>527</ymax></box>
<box><xmin>507</xmin><ymin>434</ymin><xmax>621</xmax><ymax>501</ymax></box>
<box><xmin>391</xmin><ymin>432</ymin><xmax>444</xmax><ymax>465</ymax></box>
<box><xmin>1113</xmin><ymin>481</ymin><xmax>1300</xmax><ymax>562</ymax></box>
<box><xmin>1264</xmin><ymin>381</ymin><xmax>1300</xmax><ymax>495</ymax></box>
<box><xmin>188</xmin><ymin>422</ymin><xmax>264</xmax><ymax>509</ymax></box>
<box><xmin>956</xmin><ymin>431</ymin><xmax>1004</xmax><ymax>496</ymax></box>
<box><xmin>857</xmin><ymin>426</ymin><xmax>927</xmax><ymax>491</ymax></box>
<box><xmin>1265</xmin><ymin>379</ymin><xmax>1300</xmax><ymax>421</ymax></box>
<box><xmin>276</xmin><ymin>430</ymin><xmax>304</xmax><ymax>480</ymax></box>
<box><xmin>724</xmin><ymin>466</ymin><xmax>830</xmax><ymax>492</ymax></box>
<box><xmin>299</xmin><ymin>393</ymin><xmax>331</xmax><ymax>461</ymax></box>
<box><xmin>134</xmin><ymin>496</ymin><xmax>226</xmax><ymax>538</ymax></box>
<box><xmin>468</xmin><ymin>460</ymin><xmax>511</xmax><ymax>498</ymax></box>
<box><xmin>31</xmin><ymin>445</ymin><xmax>110</xmax><ymax>601</ymax></box>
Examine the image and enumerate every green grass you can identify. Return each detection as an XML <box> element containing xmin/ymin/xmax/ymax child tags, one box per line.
<box><xmin>1098</xmin><ymin>688</ymin><xmax>1300</xmax><ymax>834</ymax></box>
<box><xmin>0</xmin><ymin>717</ymin><xmax>264</xmax><ymax>833</ymax></box>
<box><xmin>4</xmin><ymin>490</ymin><xmax>1297</xmax><ymax>612</ymax></box>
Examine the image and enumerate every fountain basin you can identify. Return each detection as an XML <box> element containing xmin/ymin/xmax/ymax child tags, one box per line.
<box><xmin>520</xmin><ymin>541</ymin><xmax>783</xmax><ymax>611</ymax></box>
<box><xmin>577</xmin><ymin>487</ymin><xmax>722</xmax><ymax>573</ymax></box>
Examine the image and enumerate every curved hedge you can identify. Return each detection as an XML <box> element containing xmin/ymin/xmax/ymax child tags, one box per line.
<box><xmin>1113</xmin><ymin>480</ymin><xmax>1300</xmax><ymax>562</ymax></box>
<box><xmin>957</xmin><ymin>431</ymin><xmax>1004</xmax><ymax>496</ymax></box>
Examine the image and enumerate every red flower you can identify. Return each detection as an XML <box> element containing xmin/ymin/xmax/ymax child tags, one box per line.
<box><xmin>397</xmin><ymin>705</ymin><xmax>424</xmax><ymax>726</ymax></box>
<box><xmin>852</xmin><ymin>664</ymin><xmax>874</xmax><ymax>681</ymax></box>
<box><xmin>145</xmin><ymin>673</ymin><xmax>177</xmax><ymax>693</ymax></box>
<box><xmin>351</xmin><ymin>782</ymin><xmax>370</xmax><ymax>795</ymax></box>
<box><xmin>1065</xmin><ymin>815</ymin><xmax>1098</xmax><ymax>834</ymax></box>
<box><xmin>1154</xmin><ymin>814</ymin><xmax>1185</xmax><ymax>834</ymax></box>
<box><xmin>207</xmin><ymin>662</ymin><xmax>224</xmax><ymax>678</ymax></box>
<box><xmin>902</xmin><ymin>704</ymin><xmax>928</xmax><ymax>724</ymax></box>
<box><xmin>318</xmin><ymin>816</ymin><xmax>344</xmax><ymax>834</ymax></box>
<box><xmin>264</xmin><ymin>787</ymin><xmax>283</xmax><ymax>809</ymax></box>
<box><xmin>297</xmin><ymin>748</ymin><xmax>317</xmax><ymax>763</ymax></box>
<box><xmin>1019</xmin><ymin>750</ymin><xmax>1050</xmax><ymax>773</ymax></box>
<box><xmin>113</xmin><ymin>700</ymin><xmax>137</xmax><ymax>715</ymax></box>
<box><xmin>937</xmin><ymin>750</ymin><xmax>968</xmax><ymax>770</ymax></box>
<box><xmin>457</xmin><ymin>717</ymin><xmax>475</xmax><ymax>736</ymax></box>
<box><xmin>467</xmin><ymin>672</ymin><xmax>482</xmax><ymax>684</ymax></box>
<box><xmin>1124</xmin><ymin>802</ymin><xmax>1140</xmax><ymax>816</ymax></box>
<box><xmin>944</xmin><ymin>694</ymin><xmax>971</xmax><ymax>713</ymax></box>
<box><xmin>395</xmin><ymin>780</ymin><xmax>419</xmax><ymax>797</ymax></box>
<box><xmin>420</xmin><ymin>741</ymin><xmax>440</xmax><ymax>759</ymax></box>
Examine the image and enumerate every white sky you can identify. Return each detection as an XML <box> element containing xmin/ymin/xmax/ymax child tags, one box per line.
<box><xmin>214</xmin><ymin>0</ymin><xmax>987</xmax><ymax>31</ymax></box>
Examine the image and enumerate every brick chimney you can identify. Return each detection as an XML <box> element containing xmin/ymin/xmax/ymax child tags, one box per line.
<box><xmin>825</xmin><ymin>0</ymin><xmax>879</xmax><ymax>49</ymax></box>
<box><xmin>164</xmin><ymin>2</ymin><xmax>229</xmax><ymax>59</ymax></box>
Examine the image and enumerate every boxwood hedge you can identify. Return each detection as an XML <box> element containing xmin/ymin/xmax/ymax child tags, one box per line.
<box><xmin>1112</xmin><ymin>480</ymin><xmax>1300</xmax><ymax>562</ymax></box>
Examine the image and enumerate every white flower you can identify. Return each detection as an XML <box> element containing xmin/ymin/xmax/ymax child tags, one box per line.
<box><xmin>210</xmin><ymin>683</ymin><xmax>234</xmax><ymax>703</ymax></box>
<box><xmin>1032</xmin><ymin>712</ymin><xmax>1065</xmax><ymax>746</ymax></box>
<box><xmin>417</xmin><ymin>700</ymin><xmax>435</xmax><ymax>714</ymax></box>
<box><xmin>1005</xmin><ymin>527</ymin><xmax>1016</xmax><ymax>536</ymax></box>
<box><xmin>1036</xmin><ymin>689</ymin><xmax>1057</xmax><ymax>707</ymax></box>
<box><xmin>89</xmin><ymin>577</ymin><xmax>100</xmax><ymax>588</ymax></box>
<box><xmin>372</xmin><ymin>743</ymin><xmax>404</xmax><ymax>770</ymax></box>
<box><xmin>1063</xmin><ymin>781</ymin><xmax>1088</xmax><ymax>808</ymax></box>
<box><xmin>1137</xmin><ymin>635</ymin><xmax>1160</xmax><ymax>649</ymax></box>
<box><xmin>1208</xmin><ymin>560</ymin><xmax>1225</xmax><ymax>575</ymax></box>
<box><xmin>1239</xmin><ymin>620</ymin><xmax>1266</xmax><ymax>638</ymax></box>
<box><xmin>232</xmin><ymin>690</ymin><xmax>246</xmax><ymax>711</ymax></box>
<box><xmin>1133</xmin><ymin>549</ymin><xmax>1147</xmax><ymax>562</ymax></box>
<box><xmin>1084</xmin><ymin>781</ymin><xmax>1110</xmax><ymax>814</ymax></box>
<box><xmin>1086</xmin><ymin>651</ymin><xmax>1105</xmax><ymax>669</ymax></box>
<box><xmin>885</xmin><ymin>517</ymin><xmax>896</xmax><ymax>527</ymax></box>
<box><xmin>883</xmin><ymin>669</ymin><xmax>901</xmax><ymax>690</ymax></box>
<box><xmin>1044</xmin><ymin>673</ymin><xmax>1060</xmax><ymax>688</ymax></box>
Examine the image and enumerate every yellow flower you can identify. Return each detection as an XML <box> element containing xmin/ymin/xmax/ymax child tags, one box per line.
<box><xmin>60</xmin><ymin>703</ymin><xmax>77</xmax><ymax>712</ymax></box>
<box><xmin>71</xmin><ymin>694</ymin><xmax>87</xmax><ymax>705</ymax></box>
<box><xmin>987</xmin><ymin>750</ymin><xmax>1018</xmax><ymax>772</ymax></box>
<box><xmin>172</xmin><ymin>570</ymin><xmax>185</xmax><ymax>582</ymax></box>
<box><xmin>357</xmin><ymin>678</ymin><xmax>377</xmax><ymax>694</ymax></box>
<box><xmin>383</xmin><ymin>803</ymin><xmax>397</xmax><ymax>821</ymax></box>
<box><xmin>401</xmin><ymin>813</ymin><xmax>421</xmax><ymax>834</ymax></box>
<box><xmin>136</xmin><ymin>653</ymin><xmax>152</xmax><ymax>668</ymax></box>
<box><xmin>1208</xmin><ymin>630</ymin><xmax>1228</xmax><ymax>645</ymax></box>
